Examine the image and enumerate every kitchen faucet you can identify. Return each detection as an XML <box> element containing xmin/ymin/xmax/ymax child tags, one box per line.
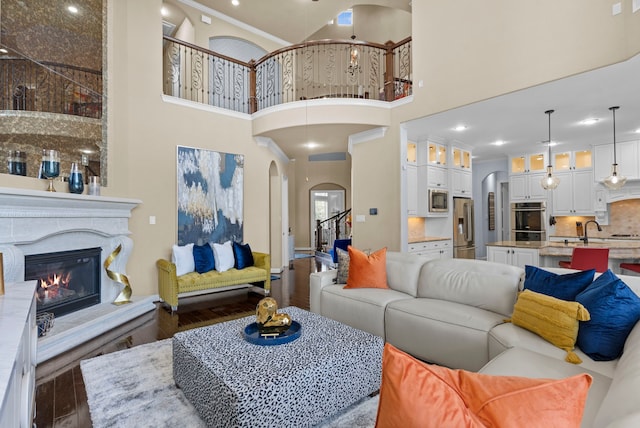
<box><xmin>580</xmin><ymin>220</ymin><xmax>602</xmax><ymax>245</ymax></box>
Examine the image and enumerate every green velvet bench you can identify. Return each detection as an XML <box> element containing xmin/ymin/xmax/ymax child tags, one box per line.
<box><xmin>156</xmin><ymin>251</ymin><xmax>270</xmax><ymax>311</ymax></box>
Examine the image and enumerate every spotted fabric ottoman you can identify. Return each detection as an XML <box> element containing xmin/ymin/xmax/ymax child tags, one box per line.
<box><xmin>173</xmin><ymin>306</ymin><xmax>383</xmax><ymax>428</ymax></box>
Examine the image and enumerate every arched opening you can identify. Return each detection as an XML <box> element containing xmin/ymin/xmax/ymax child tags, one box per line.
<box><xmin>309</xmin><ymin>183</ymin><xmax>348</xmax><ymax>253</ymax></box>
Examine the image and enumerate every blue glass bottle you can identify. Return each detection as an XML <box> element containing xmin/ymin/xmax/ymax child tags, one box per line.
<box><xmin>68</xmin><ymin>162</ymin><xmax>84</xmax><ymax>194</ymax></box>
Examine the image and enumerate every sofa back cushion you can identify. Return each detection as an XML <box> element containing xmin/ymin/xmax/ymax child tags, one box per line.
<box><xmin>384</xmin><ymin>252</ymin><xmax>429</xmax><ymax>297</ymax></box>
<box><xmin>417</xmin><ymin>259</ymin><xmax>524</xmax><ymax>316</ymax></box>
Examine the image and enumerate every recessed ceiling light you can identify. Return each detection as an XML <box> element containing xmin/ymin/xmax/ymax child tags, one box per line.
<box><xmin>161</xmin><ymin>7</ymin><xmax>169</xmax><ymax>17</ymax></box>
<box><xmin>68</xmin><ymin>5</ymin><xmax>79</xmax><ymax>14</ymax></box>
<box><xmin>453</xmin><ymin>125</ymin><xmax>467</xmax><ymax>131</ymax></box>
<box><xmin>306</xmin><ymin>142</ymin><xmax>319</xmax><ymax>149</ymax></box>
<box><xmin>635</xmin><ymin>128</ymin><xmax>640</xmax><ymax>134</ymax></box>
<box><xmin>492</xmin><ymin>140</ymin><xmax>506</xmax><ymax>146</ymax></box>
<box><xmin>231</xmin><ymin>0</ymin><xmax>240</xmax><ymax>6</ymax></box>
<box><xmin>580</xmin><ymin>118</ymin><xmax>600</xmax><ymax>125</ymax></box>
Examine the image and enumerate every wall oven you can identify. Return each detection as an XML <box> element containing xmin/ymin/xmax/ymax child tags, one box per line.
<box><xmin>428</xmin><ymin>189</ymin><xmax>449</xmax><ymax>212</ymax></box>
<box><xmin>511</xmin><ymin>202</ymin><xmax>547</xmax><ymax>242</ymax></box>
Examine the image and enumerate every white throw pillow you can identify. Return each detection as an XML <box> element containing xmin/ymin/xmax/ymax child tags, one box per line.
<box><xmin>172</xmin><ymin>243</ymin><xmax>194</xmax><ymax>276</ymax></box>
<box><xmin>212</xmin><ymin>241</ymin><xmax>235</xmax><ymax>272</ymax></box>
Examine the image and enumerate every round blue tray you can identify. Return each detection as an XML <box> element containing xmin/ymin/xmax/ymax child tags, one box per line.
<box><xmin>243</xmin><ymin>321</ymin><xmax>301</xmax><ymax>346</ymax></box>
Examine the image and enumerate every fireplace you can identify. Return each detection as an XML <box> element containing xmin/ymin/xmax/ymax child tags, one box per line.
<box><xmin>25</xmin><ymin>247</ymin><xmax>102</xmax><ymax>317</ymax></box>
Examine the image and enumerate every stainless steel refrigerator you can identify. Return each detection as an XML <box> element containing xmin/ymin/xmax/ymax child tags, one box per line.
<box><xmin>453</xmin><ymin>197</ymin><xmax>476</xmax><ymax>259</ymax></box>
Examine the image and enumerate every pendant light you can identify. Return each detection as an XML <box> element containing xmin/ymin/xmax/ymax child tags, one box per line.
<box><xmin>604</xmin><ymin>106</ymin><xmax>627</xmax><ymax>190</ymax></box>
<box><xmin>541</xmin><ymin>109</ymin><xmax>560</xmax><ymax>190</ymax></box>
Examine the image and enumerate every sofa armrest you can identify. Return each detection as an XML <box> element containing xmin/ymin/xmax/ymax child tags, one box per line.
<box><xmin>252</xmin><ymin>251</ymin><xmax>271</xmax><ymax>293</ymax></box>
<box><xmin>156</xmin><ymin>258</ymin><xmax>179</xmax><ymax>310</ymax></box>
<box><xmin>309</xmin><ymin>270</ymin><xmax>338</xmax><ymax>314</ymax></box>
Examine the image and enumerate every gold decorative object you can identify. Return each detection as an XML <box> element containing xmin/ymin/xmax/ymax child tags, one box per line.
<box><xmin>256</xmin><ymin>297</ymin><xmax>291</xmax><ymax>336</ymax></box>
<box><xmin>104</xmin><ymin>244</ymin><xmax>132</xmax><ymax>305</ymax></box>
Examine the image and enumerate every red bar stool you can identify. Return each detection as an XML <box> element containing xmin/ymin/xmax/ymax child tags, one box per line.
<box><xmin>558</xmin><ymin>247</ymin><xmax>610</xmax><ymax>273</ymax></box>
<box><xmin>620</xmin><ymin>263</ymin><xmax>640</xmax><ymax>274</ymax></box>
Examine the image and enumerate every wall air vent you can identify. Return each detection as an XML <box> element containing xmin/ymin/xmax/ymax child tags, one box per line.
<box><xmin>308</xmin><ymin>152</ymin><xmax>348</xmax><ymax>162</ymax></box>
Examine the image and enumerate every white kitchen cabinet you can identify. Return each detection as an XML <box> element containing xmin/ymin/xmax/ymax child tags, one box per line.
<box><xmin>487</xmin><ymin>246</ymin><xmax>539</xmax><ymax>268</ymax></box>
<box><xmin>594</xmin><ymin>141</ymin><xmax>639</xmax><ymax>182</ymax></box>
<box><xmin>419</xmin><ymin>165</ymin><xmax>448</xmax><ymax>189</ymax></box>
<box><xmin>452</xmin><ymin>146</ymin><xmax>472</xmax><ymax>170</ymax></box>
<box><xmin>407</xmin><ymin>164</ymin><xmax>417</xmax><ymax>215</ymax></box>
<box><xmin>553</xmin><ymin>149</ymin><xmax>592</xmax><ymax>171</ymax></box>
<box><xmin>409</xmin><ymin>240</ymin><xmax>452</xmax><ymax>260</ymax></box>
<box><xmin>452</xmin><ymin>169</ymin><xmax>472</xmax><ymax>197</ymax></box>
<box><xmin>509</xmin><ymin>172</ymin><xmax>548</xmax><ymax>201</ymax></box>
<box><xmin>552</xmin><ymin>169</ymin><xmax>594</xmax><ymax>215</ymax></box>
<box><xmin>509</xmin><ymin>152</ymin><xmax>547</xmax><ymax>175</ymax></box>
<box><xmin>423</xmin><ymin>141</ymin><xmax>447</xmax><ymax>166</ymax></box>
<box><xmin>407</xmin><ymin>141</ymin><xmax>417</xmax><ymax>164</ymax></box>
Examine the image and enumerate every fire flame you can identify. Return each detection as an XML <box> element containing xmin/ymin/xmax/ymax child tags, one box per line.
<box><xmin>38</xmin><ymin>271</ymin><xmax>72</xmax><ymax>300</ymax></box>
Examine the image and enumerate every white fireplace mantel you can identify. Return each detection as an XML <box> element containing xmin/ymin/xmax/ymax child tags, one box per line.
<box><xmin>0</xmin><ymin>187</ymin><xmax>140</xmax><ymax>289</ymax></box>
<box><xmin>0</xmin><ymin>187</ymin><xmax>155</xmax><ymax>363</ymax></box>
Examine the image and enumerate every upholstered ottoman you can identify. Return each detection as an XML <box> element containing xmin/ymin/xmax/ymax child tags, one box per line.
<box><xmin>173</xmin><ymin>307</ymin><xmax>383</xmax><ymax>427</ymax></box>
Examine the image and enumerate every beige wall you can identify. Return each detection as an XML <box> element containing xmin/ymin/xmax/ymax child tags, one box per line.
<box><xmin>106</xmin><ymin>0</ymin><xmax>285</xmax><ymax>295</ymax></box>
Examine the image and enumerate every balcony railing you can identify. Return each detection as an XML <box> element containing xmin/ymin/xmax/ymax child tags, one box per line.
<box><xmin>0</xmin><ymin>58</ymin><xmax>102</xmax><ymax>119</ymax></box>
<box><xmin>163</xmin><ymin>36</ymin><xmax>412</xmax><ymax>114</ymax></box>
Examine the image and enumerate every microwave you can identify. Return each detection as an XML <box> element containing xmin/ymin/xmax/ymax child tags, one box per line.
<box><xmin>428</xmin><ymin>189</ymin><xmax>449</xmax><ymax>212</ymax></box>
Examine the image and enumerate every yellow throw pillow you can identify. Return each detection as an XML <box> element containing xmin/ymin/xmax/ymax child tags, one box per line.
<box><xmin>375</xmin><ymin>344</ymin><xmax>592</xmax><ymax>428</ymax></box>
<box><xmin>506</xmin><ymin>289</ymin><xmax>590</xmax><ymax>364</ymax></box>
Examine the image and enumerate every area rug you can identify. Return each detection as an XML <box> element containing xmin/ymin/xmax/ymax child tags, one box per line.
<box><xmin>81</xmin><ymin>339</ymin><xmax>378</xmax><ymax>428</ymax></box>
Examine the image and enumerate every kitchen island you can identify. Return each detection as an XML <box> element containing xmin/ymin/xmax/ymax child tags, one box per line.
<box><xmin>486</xmin><ymin>240</ymin><xmax>640</xmax><ymax>273</ymax></box>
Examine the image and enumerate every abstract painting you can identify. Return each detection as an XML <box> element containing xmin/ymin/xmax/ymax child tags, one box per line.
<box><xmin>177</xmin><ymin>146</ymin><xmax>243</xmax><ymax>245</ymax></box>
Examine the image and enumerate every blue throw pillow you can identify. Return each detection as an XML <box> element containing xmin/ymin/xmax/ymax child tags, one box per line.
<box><xmin>193</xmin><ymin>243</ymin><xmax>215</xmax><ymax>274</ymax></box>
<box><xmin>524</xmin><ymin>265</ymin><xmax>595</xmax><ymax>301</ymax></box>
<box><xmin>576</xmin><ymin>270</ymin><xmax>640</xmax><ymax>361</ymax></box>
<box><xmin>233</xmin><ymin>242</ymin><xmax>254</xmax><ymax>269</ymax></box>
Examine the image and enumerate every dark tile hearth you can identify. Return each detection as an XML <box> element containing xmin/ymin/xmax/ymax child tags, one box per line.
<box><xmin>34</xmin><ymin>255</ymin><xmax>326</xmax><ymax>428</ymax></box>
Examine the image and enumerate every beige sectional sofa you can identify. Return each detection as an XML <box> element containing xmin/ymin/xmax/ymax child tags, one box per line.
<box><xmin>309</xmin><ymin>253</ymin><xmax>640</xmax><ymax>427</ymax></box>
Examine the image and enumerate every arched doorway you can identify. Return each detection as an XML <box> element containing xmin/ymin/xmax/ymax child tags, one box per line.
<box><xmin>310</xmin><ymin>184</ymin><xmax>347</xmax><ymax>252</ymax></box>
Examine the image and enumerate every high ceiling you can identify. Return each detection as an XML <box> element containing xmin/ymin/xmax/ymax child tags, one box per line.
<box><xmin>195</xmin><ymin>0</ymin><xmax>411</xmax><ymax>44</ymax></box>
<box><xmin>194</xmin><ymin>0</ymin><xmax>640</xmax><ymax>163</ymax></box>
<box><xmin>405</xmin><ymin>54</ymin><xmax>640</xmax><ymax>162</ymax></box>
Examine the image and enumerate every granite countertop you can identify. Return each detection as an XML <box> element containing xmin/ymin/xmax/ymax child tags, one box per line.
<box><xmin>486</xmin><ymin>241</ymin><xmax>548</xmax><ymax>249</ymax></box>
<box><xmin>549</xmin><ymin>234</ymin><xmax>640</xmax><ymax>241</ymax></box>
<box><xmin>408</xmin><ymin>236</ymin><xmax>451</xmax><ymax>244</ymax></box>
<box><xmin>487</xmin><ymin>240</ymin><xmax>640</xmax><ymax>259</ymax></box>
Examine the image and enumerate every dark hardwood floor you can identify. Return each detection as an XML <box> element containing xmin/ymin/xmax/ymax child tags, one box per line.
<box><xmin>34</xmin><ymin>254</ymin><xmax>329</xmax><ymax>428</ymax></box>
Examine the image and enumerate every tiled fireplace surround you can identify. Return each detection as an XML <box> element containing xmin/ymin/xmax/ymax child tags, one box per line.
<box><xmin>0</xmin><ymin>187</ymin><xmax>155</xmax><ymax>363</ymax></box>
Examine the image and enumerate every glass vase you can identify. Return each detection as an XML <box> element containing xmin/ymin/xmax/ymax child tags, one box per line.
<box><xmin>68</xmin><ymin>162</ymin><xmax>84</xmax><ymax>194</ymax></box>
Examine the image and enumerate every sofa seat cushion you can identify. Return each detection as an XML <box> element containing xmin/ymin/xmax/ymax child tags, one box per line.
<box><xmin>417</xmin><ymin>258</ymin><xmax>523</xmax><ymax>317</ymax></box>
<box><xmin>177</xmin><ymin>266</ymin><xmax>267</xmax><ymax>293</ymax></box>
<box><xmin>593</xmin><ymin>321</ymin><xmax>640</xmax><ymax>427</ymax></box>
<box><xmin>385</xmin><ymin>298</ymin><xmax>506</xmax><ymax>371</ymax></box>
<box><xmin>480</xmin><ymin>347</ymin><xmax>611</xmax><ymax>428</ymax></box>
<box><xmin>488</xmin><ymin>323</ymin><xmax>618</xmax><ymax>378</ymax></box>
<box><xmin>319</xmin><ymin>284</ymin><xmax>413</xmax><ymax>339</ymax></box>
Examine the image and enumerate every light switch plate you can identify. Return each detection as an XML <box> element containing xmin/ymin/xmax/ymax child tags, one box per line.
<box><xmin>356</xmin><ymin>215</ymin><xmax>366</xmax><ymax>223</ymax></box>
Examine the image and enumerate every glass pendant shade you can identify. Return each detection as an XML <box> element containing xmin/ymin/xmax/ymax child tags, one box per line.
<box><xmin>604</xmin><ymin>164</ymin><xmax>627</xmax><ymax>190</ymax></box>
<box><xmin>604</xmin><ymin>106</ymin><xmax>625</xmax><ymax>190</ymax></box>
<box><xmin>541</xmin><ymin>166</ymin><xmax>560</xmax><ymax>190</ymax></box>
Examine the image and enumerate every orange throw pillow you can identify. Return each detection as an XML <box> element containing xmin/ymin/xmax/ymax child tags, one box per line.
<box><xmin>344</xmin><ymin>246</ymin><xmax>389</xmax><ymax>289</ymax></box>
<box><xmin>375</xmin><ymin>344</ymin><xmax>592</xmax><ymax>428</ymax></box>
